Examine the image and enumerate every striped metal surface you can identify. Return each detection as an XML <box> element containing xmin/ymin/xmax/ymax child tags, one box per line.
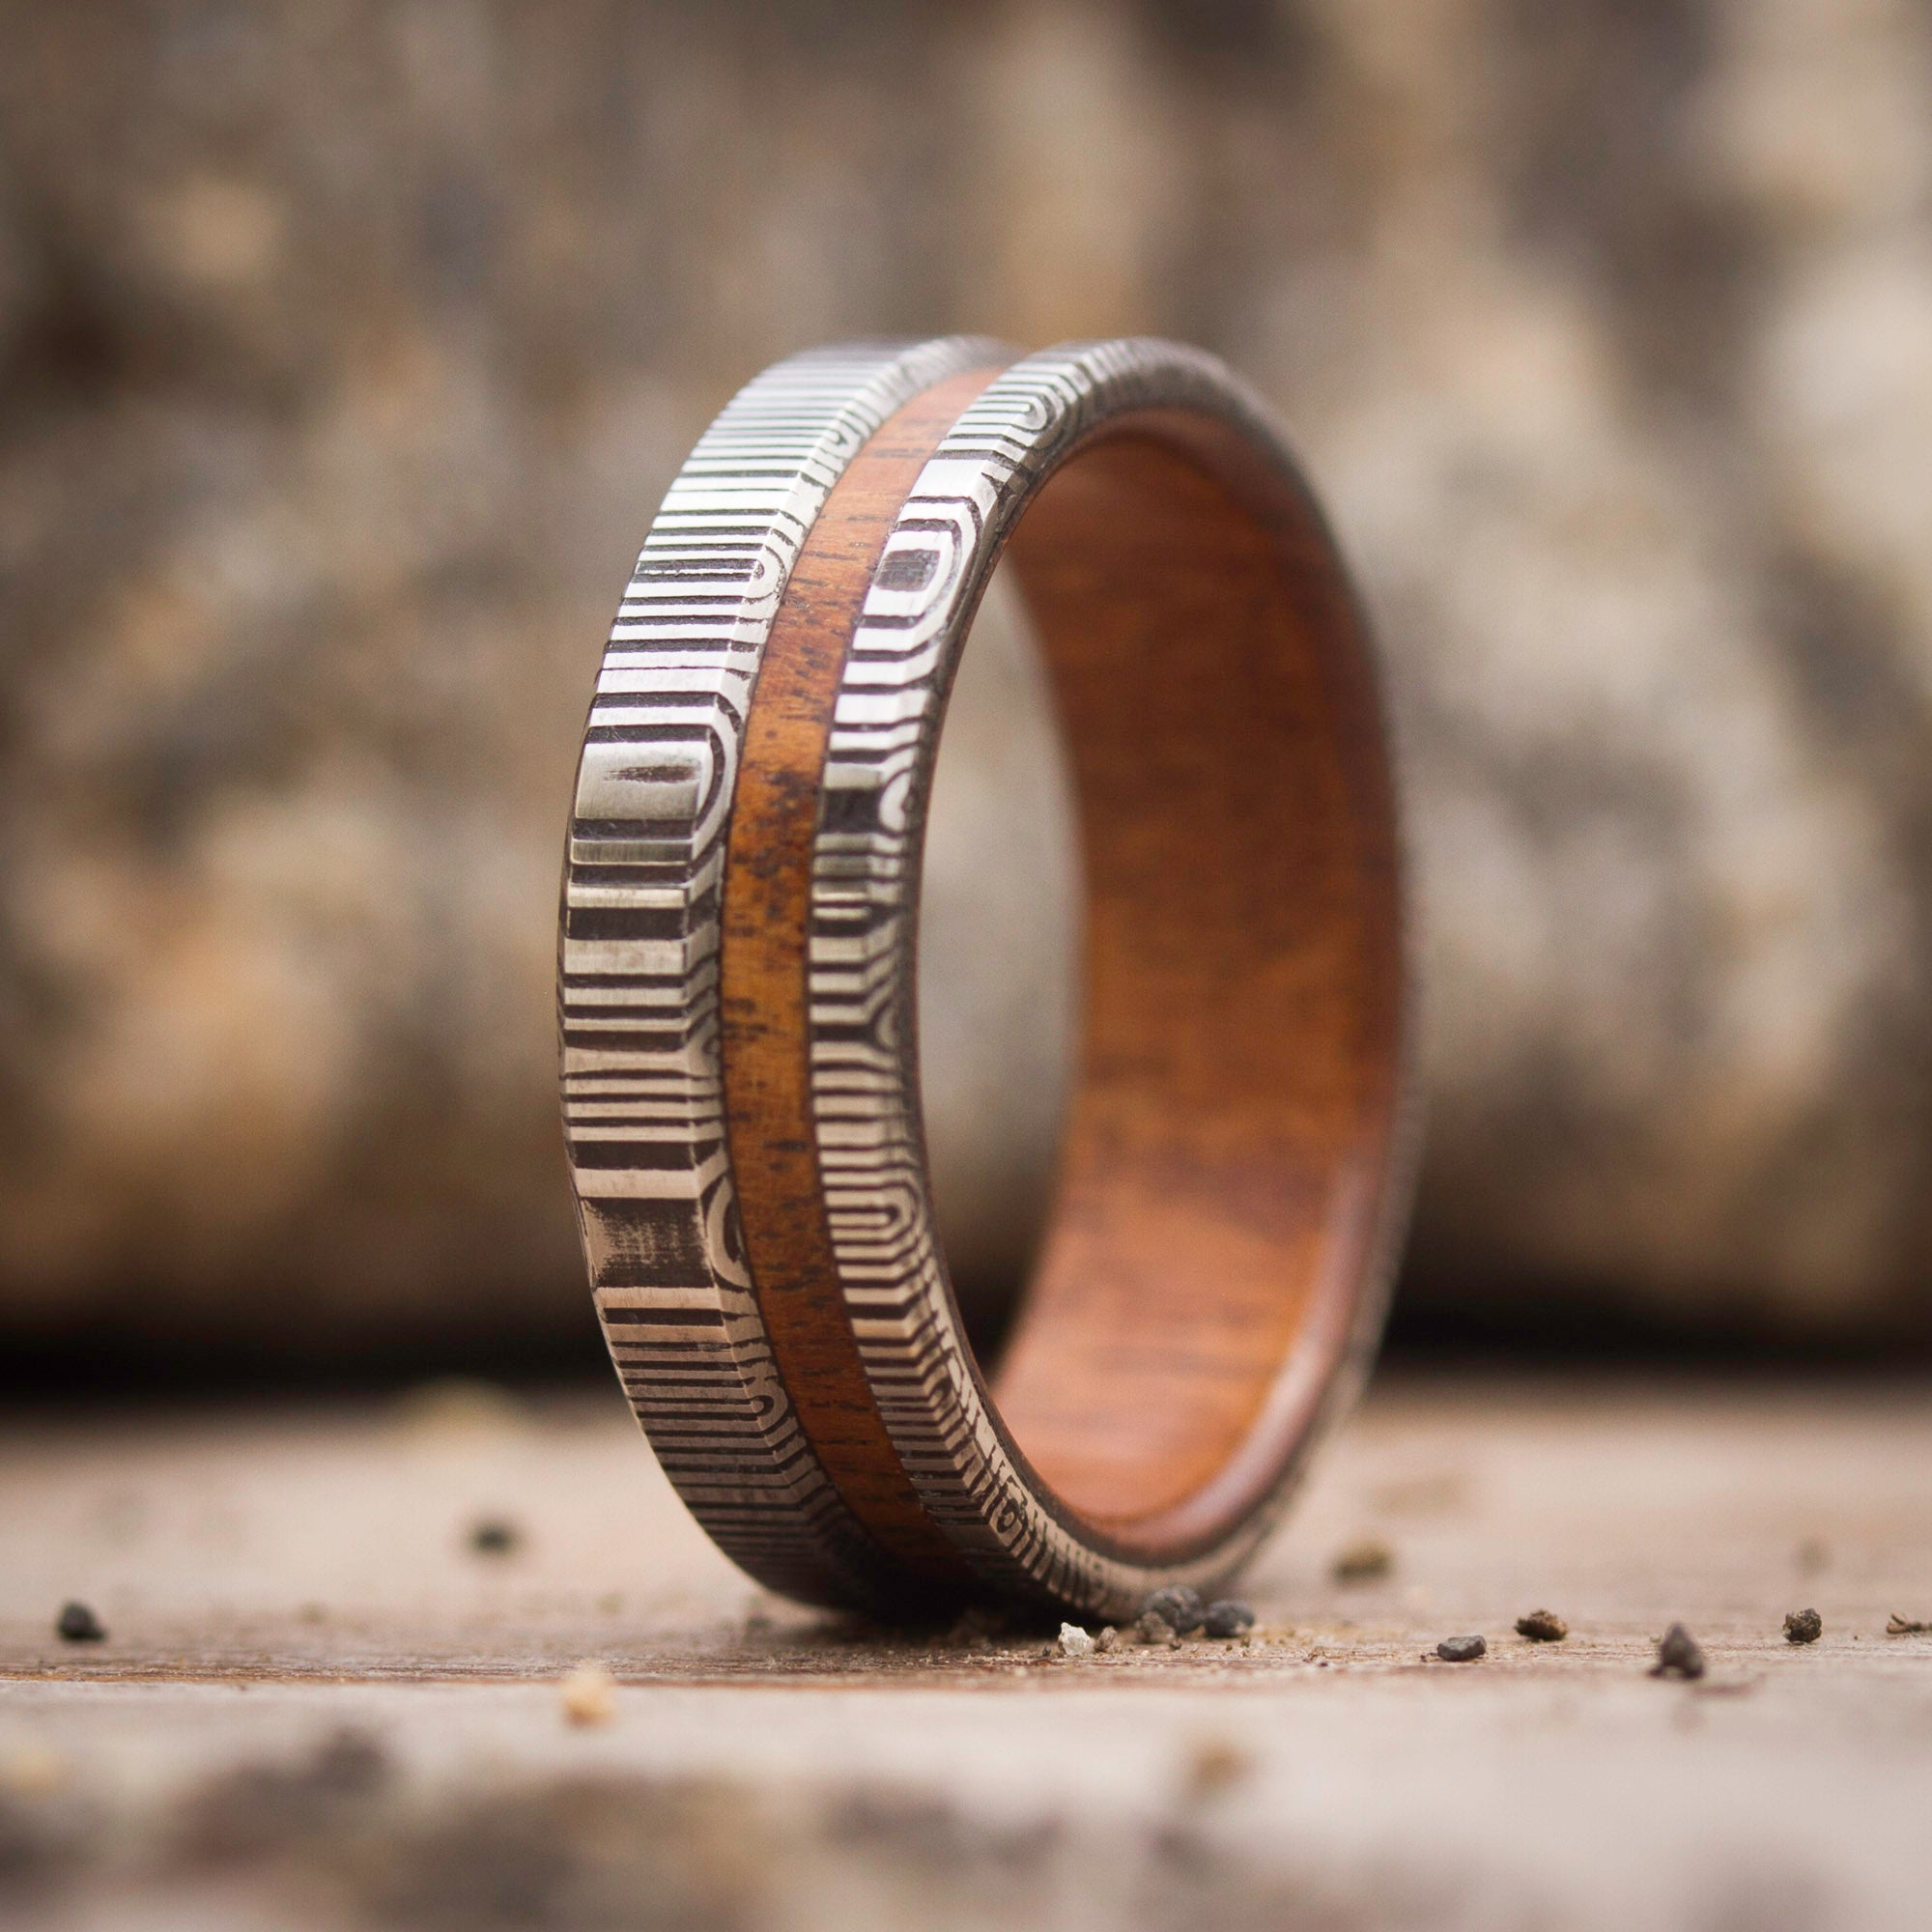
<box><xmin>558</xmin><ymin>339</ymin><xmax>997</xmax><ymax>1607</ymax></box>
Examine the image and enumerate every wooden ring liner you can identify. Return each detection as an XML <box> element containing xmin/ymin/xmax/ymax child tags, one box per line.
<box><xmin>561</xmin><ymin>339</ymin><xmax>1411</xmax><ymax>1620</ymax></box>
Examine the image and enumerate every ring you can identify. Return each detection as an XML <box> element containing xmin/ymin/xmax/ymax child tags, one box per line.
<box><xmin>560</xmin><ymin>337</ymin><xmax>1412</xmax><ymax>1620</ymax></box>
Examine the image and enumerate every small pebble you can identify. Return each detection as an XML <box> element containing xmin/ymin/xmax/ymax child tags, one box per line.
<box><xmin>1058</xmin><ymin>1622</ymin><xmax>1095</xmax><ymax>1660</ymax></box>
<box><xmin>1515</xmin><ymin>1608</ymin><xmax>1568</xmax><ymax>1642</ymax></box>
<box><xmin>1331</xmin><ymin>1540</ymin><xmax>1393</xmax><ymax>1584</ymax></box>
<box><xmin>558</xmin><ymin>1662</ymin><xmax>617</xmax><ymax>1726</ymax></box>
<box><xmin>1135</xmin><ymin>1610</ymin><xmax>1181</xmax><ymax>1648</ymax></box>
<box><xmin>1202</xmin><ymin>1600</ymin><xmax>1255</xmax><ymax>1639</ymax></box>
<box><xmin>1651</xmin><ymin>1623</ymin><xmax>1705</xmax><ymax>1679</ymax></box>
<box><xmin>469</xmin><ymin>1518</ymin><xmax>520</xmax><ymax>1556</ymax></box>
<box><xmin>1783</xmin><ymin>1607</ymin><xmax>1823</xmax><ymax>1645</ymax></box>
<box><xmin>1185</xmin><ymin>1737</ymin><xmax>1252</xmax><ymax>1798</ymax></box>
<box><xmin>1094</xmin><ymin>1625</ymin><xmax>1120</xmax><ymax>1653</ymax></box>
<box><xmin>55</xmin><ymin>1602</ymin><xmax>104</xmax><ymax>1643</ymax></box>
<box><xmin>1138</xmin><ymin>1585</ymin><xmax>1205</xmax><ymax>1634</ymax></box>
<box><xmin>1435</xmin><ymin>1634</ymin><xmax>1486</xmax><ymax>1662</ymax></box>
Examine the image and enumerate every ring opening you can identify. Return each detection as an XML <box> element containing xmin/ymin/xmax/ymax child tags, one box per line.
<box><xmin>920</xmin><ymin>564</ymin><xmax>1083</xmax><ymax>1364</ymax></box>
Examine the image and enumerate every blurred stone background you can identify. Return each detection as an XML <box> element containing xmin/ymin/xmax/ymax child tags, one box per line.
<box><xmin>2</xmin><ymin>0</ymin><xmax>1928</xmax><ymax>1368</ymax></box>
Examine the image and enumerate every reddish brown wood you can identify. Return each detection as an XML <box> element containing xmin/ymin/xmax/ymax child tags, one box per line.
<box><xmin>721</xmin><ymin>368</ymin><xmax>1403</xmax><ymax>1584</ymax></box>
<box><xmin>994</xmin><ymin>425</ymin><xmax>1403</xmax><ymax>1552</ymax></box>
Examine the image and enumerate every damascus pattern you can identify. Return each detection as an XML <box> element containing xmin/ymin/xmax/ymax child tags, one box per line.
<box><xmin>810</xmin><ymin>340</ymin><xmax>1406</xmax><ymax>1618</ymax></box>
<box><xmin>559</xmin><ymin>337</ymin><xmax>998</xmax><ymax>1607</ymax></box>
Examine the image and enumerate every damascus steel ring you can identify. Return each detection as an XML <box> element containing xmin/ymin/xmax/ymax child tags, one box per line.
<box><xmin>560</xmin><ymin>337</ymin><xmax>1412</xmax><ymax>1620</ymax></box>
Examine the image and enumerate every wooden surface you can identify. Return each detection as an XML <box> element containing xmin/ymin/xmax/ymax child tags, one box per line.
<box><xmin>998</xmin><ymin>422</ymin><xmax>1403</xmax><ymax>1548</ymax></box>
<box><xmin>3</xmin><ymin>1373</ymin><xmax>1929</xmax><ymax>1930</ymax></box>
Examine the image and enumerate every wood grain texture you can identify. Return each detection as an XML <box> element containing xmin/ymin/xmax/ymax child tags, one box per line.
<box><xmin>9</xmin><ymin>1385</ymin><xmax>1930</xmax><ymax>1932</ymax></box>
<box><xmin>994</xmin><ymin>421</ymin><xmax>1404</xmax><ymax>1550</ymax></box>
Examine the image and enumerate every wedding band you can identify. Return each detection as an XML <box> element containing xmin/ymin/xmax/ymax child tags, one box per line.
<box><xmin>560</xmin><ymin>337</ymin><xmax>1412</xmax><ymax>1619</ymax></box>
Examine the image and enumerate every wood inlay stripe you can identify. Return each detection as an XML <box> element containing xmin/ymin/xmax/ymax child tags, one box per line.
<box><xmin>720</xmin><ymin>365</ymin><xmax>1005</xmax><ymax>1582</ymax></box>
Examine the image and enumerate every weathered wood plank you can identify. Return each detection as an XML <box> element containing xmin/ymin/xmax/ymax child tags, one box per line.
<box><xmin>3</xmin><ymin>1378</ymin><xmax>1928</xmax><ymax>1928</ymax></box>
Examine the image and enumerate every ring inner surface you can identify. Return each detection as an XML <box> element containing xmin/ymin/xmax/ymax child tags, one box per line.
<box><xmin>983</xmin><ymin>416</ymin><xmax>1402</xmax><ymax>1559</ymax></box>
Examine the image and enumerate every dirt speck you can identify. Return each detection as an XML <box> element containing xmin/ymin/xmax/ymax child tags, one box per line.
<box><xmin>1331</xmin><ymin>1541</ymin><xmax>1393</xmax><ymax>1585</ymax></box>
<box><xmin>1782</xmin><ymin>1607</ymin><xmax>1822</xmax><ymax>1645</ymax></box>
<box><xmin>558</xmin><ymin>1663</ymin><xmax>616</xmax><ymax>1727</ymax></box>
<box><xmin>1183</xmin><ymin>1737</ymin><xmax>1252</xmax><ymax>1799</ymax></box>
<box><xmin>1651</xmin><ymin>1624</ymin><xmax>1705</xmax><ymax>1679</ymax></box>
<box><xmin>55</xmin><ymin>1603</ymin><xmax>104</xmax><ymax>1643</ymax></box>
<box><xmin>1135</xmin><ymin>1611</ymin><xmax>1181</xmax><ymax>1649</ymax></box>
<box><xmin>1138</xmin><ymin>1586</ymin><xmax>1205</xmax><ymax>1634</ymax></box>
<box><xmin>469</xmin><ymin>1519</ymin><xmax>520</xmax><ymax>1557</ymax></box>
<box><xmin>1515</xmin><ymin>1608</ymin><xmax>1568</xmax><ymax>1642</ymax></box>
<box><xmin>1202</xmin><ymin>1601</ymin><xmax>1255</xmax><ymax>1639</ymax></box>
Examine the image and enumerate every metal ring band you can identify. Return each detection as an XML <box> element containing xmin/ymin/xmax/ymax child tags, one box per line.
<box><xmin>561</xmin><ymin>337</ymin><xmax>1413</xmax><ymax>1620</ymax></box>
